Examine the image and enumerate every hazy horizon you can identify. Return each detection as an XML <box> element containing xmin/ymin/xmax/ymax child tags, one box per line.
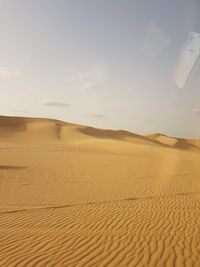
<box><xmin>0</xmin><ymin>0</ymin><xmax>200</xmax><ymax>138</ymax></box>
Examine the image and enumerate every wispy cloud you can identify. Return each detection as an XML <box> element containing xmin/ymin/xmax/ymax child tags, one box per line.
<box><xmin>65</xmin><ymin>69</ymin><xmax>92</xmax><ymax>82</ymax></box>
<box><xmin>43</xmin><ymin>101</ymin><xmax>70</xmax><ymax>107</ymax></box>
<box><xmin>85</xmin><ymin>114</ymin><xmax>107</xmax><ymax>119</ymax></box>
<box><xmin>0</xmin><ymin>67</ymin><xmax>22</xmax><ymax>78</ymax></box>
<box><xmin>142</xmin><ymin>22</ymin><xmax>171</xmax><ymax>58</ymax></box>
<box><xmin>81</xmin><ymin>82</ymin><xmax>100</xmax><ymax>91</ymax></box>
<box><xmin>65</xmin><ymin>68</ymin><xmax>101</xmax><ymax>91</ymax></box>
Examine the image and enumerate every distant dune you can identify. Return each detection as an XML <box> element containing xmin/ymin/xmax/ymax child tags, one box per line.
<box><xmin>0</xmin><ymin>115</ymin><xmax>200</xmax><ymax>266</ymax></box>
<box><xmin>0</xmin><ymin>115</ymin><xmax>199</xmax><ymax>150</ymax></box>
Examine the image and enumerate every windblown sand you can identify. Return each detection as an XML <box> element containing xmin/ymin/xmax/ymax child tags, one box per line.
<box><xmin>0</xmin><ymin>116</ymin><xmax>200</xmax><ymax>266</ymax></box>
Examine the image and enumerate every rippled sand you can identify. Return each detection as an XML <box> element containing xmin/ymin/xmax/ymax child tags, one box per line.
<box><xmin>0</xmin><ymin>116</ymin><xmax>200</xmax><ymax>266</ymax></box>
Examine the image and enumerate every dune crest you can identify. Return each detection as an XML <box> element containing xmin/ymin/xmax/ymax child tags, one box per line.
<box><xmin>0</xmin><ymin>115</ymin><xmax>199</xmax><ymax>151</ymax></box>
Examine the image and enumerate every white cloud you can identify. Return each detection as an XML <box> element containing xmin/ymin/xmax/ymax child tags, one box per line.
<box><xmin>142</xmin><ymin>22</ymin><xmax>171</xmax><ymax>58</ymax></box>
<box><xmin>81</xmin><ymin>82</ymin><xmax>100</xmax><ymax>91</ymax></box>
<box><xmin>65</xmin><ymin>69</ymin><xmax>92</xmax><ymax>82</ymax></box>
<box><xmin>65</xmin><ymin>68</ymin><xmax>102</xmax><ymax>91</ymax></box>
<box><xmin>0</xmin><ymin>67</ymin><xmax>22</xmax><ymax>78</ymax></box>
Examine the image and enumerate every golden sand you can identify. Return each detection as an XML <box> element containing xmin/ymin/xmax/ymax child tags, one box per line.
<box><xmin>0</xmin><ymin>115</ymin><xmax>200</xmax><ymax>266</ymax></box>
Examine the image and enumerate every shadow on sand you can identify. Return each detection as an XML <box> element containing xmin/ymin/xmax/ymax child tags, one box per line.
<box><xmin>0</xmin><ymin>165</ymin><xmax>27</xmax><ymax>170</ymax></box>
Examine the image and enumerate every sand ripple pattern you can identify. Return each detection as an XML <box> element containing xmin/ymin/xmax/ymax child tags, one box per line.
<box><xmin>0</xmin><ymin>194</ymin><xmax>200</xmax><ymax>267</ymax></box>
<box><xmin>1</xmin><ymin>117</ymin><xmax>200</xmax><ymax>266</ymax></box>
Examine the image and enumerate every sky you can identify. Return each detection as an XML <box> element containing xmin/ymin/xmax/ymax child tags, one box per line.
<box><xmin>0</xmin><ymin>0</ymin><xmax>200</xmax><ymax>138</ymax></box>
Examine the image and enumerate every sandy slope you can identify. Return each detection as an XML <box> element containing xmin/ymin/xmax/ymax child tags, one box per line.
<box><xmin>0</xmin><ymin>115</ymin><xmax>200</xmax><ymax>266</ymax></box>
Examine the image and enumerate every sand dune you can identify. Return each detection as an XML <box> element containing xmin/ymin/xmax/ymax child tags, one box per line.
<box><xmin>0</xmin><ymin>115</ymin><xmax>200</xmax><ymax>266</ymax></box>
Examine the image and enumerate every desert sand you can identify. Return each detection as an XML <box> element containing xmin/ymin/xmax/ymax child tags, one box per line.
<box><xmin>0</xmin><ymin>115</ymin><xmax>200</xmax><ymax>266</ymax></box>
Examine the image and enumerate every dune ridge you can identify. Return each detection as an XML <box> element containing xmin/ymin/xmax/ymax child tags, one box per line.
<box><xmin>0</xmin><ymin>115</ymin><xmax>200</xmax><ymax>266</ymax></box>
<box><xmin>0</xmin><ymin>115</ymin><xmax>199</xmax><ymax>150</ymax></box>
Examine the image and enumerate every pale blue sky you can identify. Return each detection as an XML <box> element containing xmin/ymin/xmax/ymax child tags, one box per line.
<box><xmin>0</xmin><ymin>0</ymin><xmax>200</xmax><ymax>137</ymax></box>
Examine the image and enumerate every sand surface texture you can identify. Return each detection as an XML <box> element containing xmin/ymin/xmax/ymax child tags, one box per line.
<box><xmin>0</xmin><ymin>116</ymin><xmax>200</xmax><ymax>267</ymax></box>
